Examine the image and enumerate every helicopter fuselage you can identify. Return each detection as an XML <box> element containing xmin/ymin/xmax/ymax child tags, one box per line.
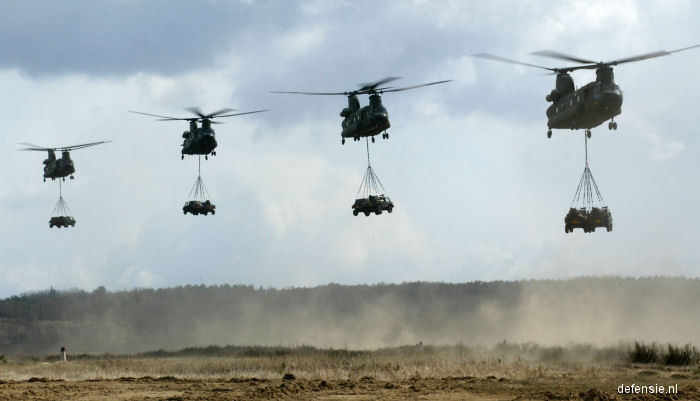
<box><xmin>545</xmin><ymin>67</ymin><xmax>623</xmax><ymax>131</ymax></box>
<box><xmin>340</xmin><ymin>94</ymin><xmax>390</xmax><ymax>140</ymax></box>
<box><xmin>546</xmin><ymin>80</ymin><xmax>622</xmax><ymax>130</ymax></box>
<box><xmin>43</xmin><ymin>150</ymin><xmax>75</xmax><ymax>180</ymax></box>
<box><xmin>182</xmin><ymin>128</ymin><xmax>218</xmax><ymax>156</ymax></box>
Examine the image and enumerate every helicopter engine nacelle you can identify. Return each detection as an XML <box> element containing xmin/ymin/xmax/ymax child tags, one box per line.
<box><xmin>340</xmin><ymin>108</ymin><xmax>351</xmax><ymax>118</ymax></box>
<box><xmin>546</xmin><ymin>89</ymin><xmax>560</xmax><ymax>103</ymax></box>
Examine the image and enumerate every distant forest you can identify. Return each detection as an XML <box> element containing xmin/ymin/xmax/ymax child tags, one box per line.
<box><xmin>0</xmin><ymin>277</ymin><xmax>698</xmax><ymax>355</ymax></box>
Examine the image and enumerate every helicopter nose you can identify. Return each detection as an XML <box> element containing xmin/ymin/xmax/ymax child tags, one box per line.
<box><xmin>602</xmin><ymin>90</ymin><xmax>623</xmax><ymax>110</ymax></box>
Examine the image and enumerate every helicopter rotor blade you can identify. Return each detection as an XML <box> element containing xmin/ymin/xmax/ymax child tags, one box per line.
<box><xmin>155</xmin><ymin>117</ymin><xmax>198</xmax><ymax>121</ymax></box>
<box><xmin>379</xmin><ymin>80</ymin><xmax>453</xmax><ymax>93</ymax></box>
<box><xmin>604</xmin><ymin>44</ymin><xmax>700</xmax><ymax>66</ymax></box>
<box><xmin>129</xmin><ymin>110</ymin><xmax>182</xmax><ymax>120</ymax></box>
<box><xmin>19</xmin><ymin>141</ymin><xmax>111</xmax><ymax>152</ymax></box>
<box><xmin>18</xmin><ymin>142</ymin><xmax>51</xmax><ymax>151</ymax></box>
<box><xmin>530</xmin><ymin>50</ymin><xmax>597</xmax><ymax>64</ymax></box>
<box><xmin>213</xmin><ymin>109</ymin><xmax>270</xmax><ymax>118</ymax></box>
<box><xmin>18</xmin><ymin>146</ymin><xmax>50</xmax><ymax>151</ymax></box>
<box><xmin>58</xmin><ymin>141</ymin><xmax>112</xmax><ymax>151</ymax></box>
<box><xmin>206</xmin><ymin>108</ymin><xmax>236</xmax><ymax>118</ymax></box>
<box><xmin>270</xmin><ymin>90</ymin><xmax>348</xmax><ymax>95</ymax></box>
<box><xmin>473</xmin><ymin>53</ymin><xmax>559</xmax><ymax>72</ymax></box>
<box><xmin>185</xmin><ymin>107</ymin><xmax>206</xmax><ymax>118</ymax></box>
<box><xmin>357</xmin><ymin>77</ymin><xmax>401</xmax><ymax>92</ymax></box>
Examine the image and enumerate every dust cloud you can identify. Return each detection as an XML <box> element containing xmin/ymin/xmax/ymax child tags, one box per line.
<box><xmin>0</xmin><ymin>277</ymin><xmax>697</xmax><ymax>355</ymax></box>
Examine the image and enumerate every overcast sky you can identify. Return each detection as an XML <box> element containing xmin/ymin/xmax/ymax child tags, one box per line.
<box><xmin>0</xmin><ymin>0</ymin><xmax>699</xmax><ymax>298</ymax></box>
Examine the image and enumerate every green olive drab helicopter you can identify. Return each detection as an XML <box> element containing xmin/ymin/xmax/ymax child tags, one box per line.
<box><xmin>129</xmin><ymin>107</ymin><xmax>268</xmax><ymax>159</ymax></box>
<box><xmin>18</xmin><ymin>141</ymin><xmax>111</xmax><ymax>181</ymax></box>
<box><xmin>272</xmin><ymin>77</ymin><xmax>451</xmax><ymax>145</ymax></box>
<box><xmin>474</xmin><ymin>44</ymin><xmax>700</xmax><ymax>138</ymax></box>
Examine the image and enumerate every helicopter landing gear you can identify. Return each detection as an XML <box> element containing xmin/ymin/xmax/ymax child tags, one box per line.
<box><xmin>70</xmin><ymin>175</ymin><xmax>74</xmax><ymax>180</ymax></box>
<box><xmin>382</xmin><ymin>132</ymin><xmax>389</xmax><ymax>139</ymax></box>
<box><xmin>547</xmin><ymin>129</ymin><xmax>552</xmax><ymax>139</ymax></box>
<box><xmin>43</xmin><ymin>178</ymin><xmax>46</xmax><ymax>182</ymax></box>
<box><xmin>342</xmin><ymin>138</ymin><xmax>345</xmax><ymax>145</ymax></box>
<box><xmin>205</xmin><ymin>155</ymin><xmax>208</xmax><ymax>160</ymax></box>
<box><xmin>608</xmin><ymin>120</ymin><xmax>618</xmax><ymax>130</ymax></box>
<box><xmin>62</xmin><ymin>177</ymin><xmax>66</xmax><ymax>182</ymax></box>
<box><xmin>212</xmin><ymin>151</ymin><xmax>216</xmax><ymax>156</ymax></box>
<box><xmin>181</xmin><ymin>155</ymin><xmax>184</xmax><ymax>160</ymax></box>
<box><xmin>371</xmin><ymin>137</ymin><xmax>375</xmax><ymax>143</ymax></box>
<box><xmin>586</xmin><ymin>129</ymin><xmax>591</xmax><ymax>138</ymax></box>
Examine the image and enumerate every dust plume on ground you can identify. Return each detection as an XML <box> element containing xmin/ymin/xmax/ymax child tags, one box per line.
<box><xmin>0</xmin><ymin>277</ymin><xmax>697</xmax><ymax>355</ymax></box>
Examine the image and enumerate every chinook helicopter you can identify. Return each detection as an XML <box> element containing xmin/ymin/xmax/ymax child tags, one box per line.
<box><xmin>272</xmin><ymin>77</ymin><xmax>451</xmax><ymax>144</ymax></box>
<box><xmin>18</xmin><ymin>141</ymin><xmax>111</xmax><ymax>181</ymax></box>
<box><xmin>129</xmin><ymin>107</ymin><xmax>268</xmax><ymax>159</ymax></box>
<box><xmin>474</xmin><ymin>44</ymin><xmax>700</xmax><ymax>138</ymax></box>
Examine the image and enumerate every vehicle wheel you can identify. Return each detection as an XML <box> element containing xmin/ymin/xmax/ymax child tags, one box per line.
<box><xmin>613</xmin><ymin>122</ymin><xmax>617</xmax><ymax>130</ymax></box>
<box><xmin>353</xmin><ymin>210</ymin><xmax>358</xmax><ymax>216</ymax></box>
<box><xmin>376</xmin><ymin>210</ymin><xmax>382</xmax><ymax>215</ymax></box>
<box><xmin>342</xmin><ymin>139</ymin><xmax>345</xmax><ymax>145</ymax></box>
<box><xmin>183</xmin><ymin>210</ymin><xmax>186</xmax><ymax>215</ymax></box>
<box><xmin>364</xmin><ymin>211</ymin><xmax>370</xmax><ymax>216</ymax></box>
<box><xmin>388</xmin><ymin>207</ymin><xmax>393</xmax><ymax>213</ymax></box>
<box><xmin>181</xmin><ymin>155</ymin><xmax>184</xmax><ymax>160</ymax></box>
<box><xmin>371</xmin><ymin>137</ymin><xmax>375</xmax><ymax>143</ymax></box>
<box><xmin>212</xmin><ymin>210</ymin><xmax>215</xmax><ymax>215</ymax></box>
<box><xmin>547</xmin><ymin>130</ymin><xmax>552</xmax><ymax>138</ymax></box>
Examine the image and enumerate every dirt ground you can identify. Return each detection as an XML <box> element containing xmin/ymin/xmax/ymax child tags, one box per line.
<box><xmin>0</xmin><ymin>370</ymin><xmax>698</xmax><ymax>400</ymax></box>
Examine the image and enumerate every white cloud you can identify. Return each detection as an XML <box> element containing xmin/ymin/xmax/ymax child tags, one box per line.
<box><xmin>1</xmin><ymin>1</ymin><xmax>700</xmax><ymax>298</ymax></box>
<box><xmin>646</xmin><ymin>132</ymin><xmax>686</xmax><ymax>162</ymax></box>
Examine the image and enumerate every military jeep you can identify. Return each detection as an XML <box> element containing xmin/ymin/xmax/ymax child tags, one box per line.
<box><xmin>49</xmin><ymin>216</ymin><xmax>76</xmax><ymax>228</ymax></box>
<box><xmin>183</xmin><ymin>200</ymin><xmax>216</xmax><ymax>216</ymax></box>
<box><xmin>352</xmin><ymin>195</ymin><xmax>394</xmax><ymax>216</ymax></box>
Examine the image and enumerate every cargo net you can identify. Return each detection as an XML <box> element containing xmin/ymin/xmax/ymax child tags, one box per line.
<box><xmin>565</xmin><ymin>135</ymin><xmax>612</xmax><ymax>233</ymax></box>
<box><xmin>52</xmin><ymin>195</ymin><xmax>72</xmax><ymax>217</ymax></box>
<box><xmin>356</xmin><ymin>139</ymin><xmax>387</xmax><ymax>198</ymax></box>
<box><xmin>571</xmin><ymin>165</ymin><xmax>605</xmax><ymax>209</ymax></box>
<box><xmin>52</xmin><ymin>181</ymin><xmax>72</xmax><ymax>217</ymax></box>
<box><xmin>186</xmin><ymin>157</ymin><xmax>212</xmax><ymax>202</ymax></box>
<box><xmin>571</xmin><ymin>135</ymin><xmax>605</xmax><ymax>210</ymax></box>
<box><xmin>187</xmin><ymin>175</ymin><xmax>211</xmax><ymax>201</ymax></box>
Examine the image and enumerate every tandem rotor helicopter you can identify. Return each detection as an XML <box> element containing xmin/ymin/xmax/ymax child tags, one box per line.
<box><xmin>272</xmin><ymin>77</ymin><xmax>451</xmax><ymax>145</ymax></box>
<box><xmin>18</xmin><ymin>141</ymin><xmax>111</xmax><ymax>181</ymax></box>
<box><xmin>129</xmin><ymin>107</ymin><xmax>269</xmax><ymax>159</ymax></box>
<box><xmin>474</xmin><ymin>44</ymin><xmax>700</xmax><ymax>138</ymax></box>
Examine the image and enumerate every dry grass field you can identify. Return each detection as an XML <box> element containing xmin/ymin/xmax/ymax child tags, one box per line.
<box><xmin>0</xmin><ymin>345</ymin><xmax>698</xmax><ymax>400</ymax></box>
